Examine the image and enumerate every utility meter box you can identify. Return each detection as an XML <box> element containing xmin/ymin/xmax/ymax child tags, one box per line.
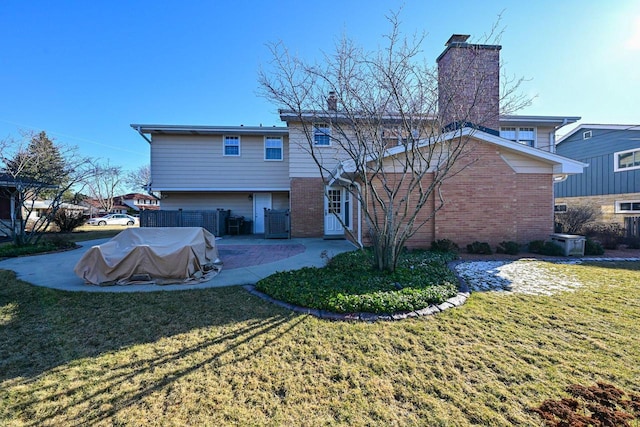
<box><xmin>550</xmin><ymin>234</ymin><xmax>586</xmax><ymax>256</ymax></box>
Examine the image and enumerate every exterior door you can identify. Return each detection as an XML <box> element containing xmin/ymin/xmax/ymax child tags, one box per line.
<box><xmin>324</xmin><ymin>187</ymin><xmax>345</xmax><ymax>236</ymax></box>
<box><xmin>253</xmin><ymin>193</ymin><xmax>272</xmax><ymax>234</ymax></box>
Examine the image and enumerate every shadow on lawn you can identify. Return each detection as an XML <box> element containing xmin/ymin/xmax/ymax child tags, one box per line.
<box><xmin>0</xmin><ymin>270</ymin><xmax>294</xmax><ymax>383</ymax></box>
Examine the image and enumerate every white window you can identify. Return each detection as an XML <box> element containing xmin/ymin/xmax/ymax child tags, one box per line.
<box><xmin>616</xmin><ymin>200</ymin><xmax>640</xmax><ymax>213</ymax></box>
<box><xmin>224</xmin><ymin>136</ymin><xmax>240</xmax><ymax>156</ymax></box>
<box><xmin>614</xmin><ymin>148</ymin><xmax>640</xmax><ymax>172</ymax></box>
<box><xmin>583</xmin><ymin>130</ymin><xmax>592</xmax><ymax>139</ymax></box>
<box><xmin>500</xmin><ymin>127</ymin><xmax>537</xmax><ymax>147</ymax></box>
<box><xmin>264</xmin><ymin>136</ymin><xmax>283</xmax><ymax>161</ymax></box>
<box><xmin>313</xmin><ymin>123</ymin><xmax>331</xmax><ymax>146</ymax></box>
<box><xmin>554</xmin><ymin>204</ymin><xmax>567</xmax><ymax>213</ymax></box>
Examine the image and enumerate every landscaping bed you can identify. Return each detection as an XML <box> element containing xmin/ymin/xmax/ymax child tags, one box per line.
<box><xmin>255</xmin><ymin>249</ymin><xmax>459</xmax><ymax>314</ymax></box>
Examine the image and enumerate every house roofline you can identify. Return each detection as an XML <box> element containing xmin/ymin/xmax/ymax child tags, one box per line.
<box><xmin>150</xmin><ymin>187</ymin><xmax>291</xmax><ymax>192</ymax></box>
<box><xmin>130</xmin><ymin>124</ymin><xmax>289</xmax><ymax>140</ymax></box>
<box><xmin>556</xmin><ymin>123</ymin><xmax>640</xmax><ymax>144</ymax></box>
<box><xmin>338</xmin><ymin>126</ymin><xmax>587</xmax><ymax>176</ymax></box>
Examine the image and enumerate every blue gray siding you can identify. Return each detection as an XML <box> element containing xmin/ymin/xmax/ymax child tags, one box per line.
<box><xmin>555</xmin><ymin>128</ymin><xmax>640</xmax><ymax>197</ymax></box>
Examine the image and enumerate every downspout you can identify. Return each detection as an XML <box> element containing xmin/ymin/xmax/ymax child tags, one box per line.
<box><xmin>334</xmin><ymin>175</ymin><xmax>363</xmax><ymax>248</ymax></box>
<box><xmin>550</xmin><ymin>118</ymin><xmax>569</xmax><ymax>153</ymax></box>
<box><xmin>135</xmin><ymin>126</ymin><xmax>152</xmax><ymax>144</ymax></box>
<box><xmin>330</xmin><ymin>163</ymin><xmax>363</xmax><ymax>247</ymax></box>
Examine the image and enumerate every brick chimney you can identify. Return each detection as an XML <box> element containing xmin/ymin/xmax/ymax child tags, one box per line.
<box><xmin>327</xmin><ymin>91</ymin><xmax>338</xmax><ymax>111</ymax></box>
<box><xmin>437</xmin><ymin>34</ymin><xmax>501</xmax><ymax>133</ymax></box>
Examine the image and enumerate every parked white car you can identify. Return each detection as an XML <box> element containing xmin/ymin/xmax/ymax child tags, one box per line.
<box><xmin>87</xmin><ymin>214</ymin><xmax>139</xmax><ymax>226</ymax></box>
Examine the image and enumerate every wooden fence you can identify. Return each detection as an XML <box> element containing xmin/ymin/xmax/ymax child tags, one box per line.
<box><xmin>140</xmin><ymin>209</ymin><xmax>229</xmax><ymax>236</ymax></box>
<box><xmin>625</xmin><ymin>216</ymin><xmax>640</xmax><ymax>238</ymax></box>
<box><xmin>264</xmin><ymin>209</ymin><xmax>290</xmax><ymax>239</ymax></box>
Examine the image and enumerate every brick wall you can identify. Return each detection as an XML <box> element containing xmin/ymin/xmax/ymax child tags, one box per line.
<box><xmin>290</xmin><ymin>177</ymin><xmax>325</xmax><ymax>237</ymax></box>
<box><xmin>359</xmin><ymin>173</ymin><xmax>436</xmax><ymax>249</ymax></box>
<box><xmin>434</xmin><ymin>141</ymin><xmax>553</xmax><ymax>247</ymax></box>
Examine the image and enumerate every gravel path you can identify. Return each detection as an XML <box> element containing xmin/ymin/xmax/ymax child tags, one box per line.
<box><xmin>454</xmin><ymin>257</ymin><xmax>639</xmax><ymax>296</ymax></box>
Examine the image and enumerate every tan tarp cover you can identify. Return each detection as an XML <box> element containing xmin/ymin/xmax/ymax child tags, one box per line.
<box><xmin>74</xmin><ymin>227</ymin><xmax>222</xmax><ymax>286</ymax></box>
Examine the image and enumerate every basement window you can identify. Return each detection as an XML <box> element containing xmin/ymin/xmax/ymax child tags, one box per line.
<box><xmin>554</xmin><ymin>204</ymin><xmax>567</xmax><ymax>213</ymax></box>
<box><xmin>616</xmin><ymin>201</ymin><xmax>640</xmax><ymax>213</ymax></box>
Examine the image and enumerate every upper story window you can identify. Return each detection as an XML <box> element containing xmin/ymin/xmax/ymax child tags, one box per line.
<box><xmin>264</xmin><ymin>136</ymin><xmax>283</xmax><ymax>161</ymax></box>
<box><xmin>313</xmin><ymin>123</ymin><xmax>331</xmax><ymax>146</ymax></box>
<box><xmin>500</xmin><ymin>127</ymin><xmax>537</xmax><ymax>147</ymax></box>
<box><xmin>583</xmin><ymin>130</ymin><xmax>592</xmax><ymax>140</ymax></box>
<box><xmin>614</xmin><ymin>148</ymin><xmax>640</xmax><ymax>172</ymax></box>
<box><xmin>616</xmin><ymin>200</ymin><xmax>640</xmax><ymax>213</ymax></box>
<box><xmin>224</xmin><ymin>136</ymin><xmax>240</xmax><ymax>156</ymax></box>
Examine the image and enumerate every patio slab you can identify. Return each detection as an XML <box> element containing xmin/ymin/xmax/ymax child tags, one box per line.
<box><xmin>0</xmin><ymin>235</ymin><xmax>357</xmax><ymax>293</ymax></box>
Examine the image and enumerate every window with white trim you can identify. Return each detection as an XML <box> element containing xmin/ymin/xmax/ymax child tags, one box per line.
<box><xmin>614</xmin><ymin>148</ymin><xmax>640</xmax><ymax>171</ymax></box>
<box><xmin>554</xmin><ymin>204</ymin><xmax>567</xmax><ymax>213</ymax></box>
<box><xmin>313</xmin><ymin>123</ymin><xmax>331</xmax><ymax>146</ymax></box>
<box><xmin>500</xmin><ymin>127</ymin><xmax>537</xmax><ymax>147</ymax></box>
<box><xmin>583</xmin><ymin>130</ymin><xmax>592</xmax><ymax>139</ymax></box>
<box><xmin>616</xmin><ymin>200</ymin><xmax>640</xmax><ymax>213</ymax></box>
<box><xmin>224</xmin><ymin>136</ymin><xmax>240</xmax><ymax>156</ymax></box>
<box><xmin>264</xmin><ymin>136</ymin><xmax>283</xmax><ymax>160</ymax></box>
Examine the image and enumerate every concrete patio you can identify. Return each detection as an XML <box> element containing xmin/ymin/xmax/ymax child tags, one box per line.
<box><xmin>0</xmin><ymin>235</ymin><xmax>357</xmax><ymax>293</ymax></box>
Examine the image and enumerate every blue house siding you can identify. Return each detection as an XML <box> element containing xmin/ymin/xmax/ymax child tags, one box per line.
<box><xmin>555</xmin><ymin>127</ymin><xmax>640</xmax><ymax>197</ymax></box>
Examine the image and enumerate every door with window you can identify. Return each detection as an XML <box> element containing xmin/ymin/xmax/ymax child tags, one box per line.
<box><xmin>253</xmin><ymin>193</ymin><xmax>272</xmax><ymax>234</ymax></box>
<box><xmin>324</xmin><ymin>187</ymin><xmax>346</xmax><ymax>236</ymax></box>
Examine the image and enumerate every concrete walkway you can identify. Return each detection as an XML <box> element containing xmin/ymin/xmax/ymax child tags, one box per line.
<box><xmin>0</xmin><ymin>236</ymin><xmax>357</xmax><ymax>293</ymax></box>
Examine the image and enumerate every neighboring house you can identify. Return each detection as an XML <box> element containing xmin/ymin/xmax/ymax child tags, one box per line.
<box><xmin>554</xmin><ymin>124</ymin><xmax>640</xmax><ymax>226</ymax></box>
<box><xmin>113</xmin><ymin>193</ymin><xmax>161</xmax><ymax>212</ymax></box>
<box><xmin>29</xmin><ymin>200</ymin><xmax>88</xmax><ymax>220</ymax></box>
<box><xmin>131</xmin><ymin>34</ymin><xmax>585</xmax><ymax>247</ymax></box>
<box><xmin>81</xmin><ymin>198</ymin><xmax>130</xmax><ymax>217</ymax></box>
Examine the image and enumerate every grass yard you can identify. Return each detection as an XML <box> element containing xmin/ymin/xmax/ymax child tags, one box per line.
<box><xmin>0</xmin><ymin>261</ymin><xmax>639</xmax><ymax>425</ymax></box>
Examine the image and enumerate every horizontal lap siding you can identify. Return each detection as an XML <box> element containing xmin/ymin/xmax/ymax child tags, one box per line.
<box><xmin>151</xmin><ymin>134</ymin><xmax>289</xmax><ymax>190</ymax></box>
<box><xmin>161</xmin><ymin>191</ymin><xmax>290</xmax><ymax>223</ymax></box>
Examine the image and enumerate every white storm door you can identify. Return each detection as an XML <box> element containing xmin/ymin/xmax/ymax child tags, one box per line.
<box><xmin>253</xmin><ymin>193</ymin><xmax>272</xmax><ymax>233</ymax></box>
<box><xmin>324</xmin><ymin>187</ymin><xmax>345</xmax><ymax>236</ymax></box>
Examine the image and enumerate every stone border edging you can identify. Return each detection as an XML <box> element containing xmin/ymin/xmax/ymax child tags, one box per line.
<box><xmin>244</xmin><ymin>256</ymin><xmax>639</xmax><ymax>322</ymax></box>
<box><xmin>243</xmin><ymin>285</ymin><xmax>470</xmax><ymax>322</ymax></box>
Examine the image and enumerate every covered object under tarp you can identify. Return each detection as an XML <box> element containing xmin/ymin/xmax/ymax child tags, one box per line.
<box><xmin>74</xmin><ymin>227</ymin><xmax>222</xmax><ymax>286</ymax></box>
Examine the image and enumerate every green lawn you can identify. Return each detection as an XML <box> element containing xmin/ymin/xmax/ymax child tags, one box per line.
<box><xmin>1</xmin><ymin>261</ymin><xmax>639</xmax><ymax>426</ymax></box>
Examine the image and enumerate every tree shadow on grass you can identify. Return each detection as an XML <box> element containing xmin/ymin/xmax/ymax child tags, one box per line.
<box><xmin>0</xmin><ymin>270</ymin><xmax>294</xmax><ymax>383</ymax></box>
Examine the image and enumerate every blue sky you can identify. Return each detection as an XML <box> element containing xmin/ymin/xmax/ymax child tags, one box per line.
<box><xmin>1</xmin><ymin>0</ymin><xmax>639</xmax><ymax>172</ymax></box>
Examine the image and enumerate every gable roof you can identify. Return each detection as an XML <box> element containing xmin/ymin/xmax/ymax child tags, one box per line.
<box><xmin>556</xmin><ymin>124</ymin><xmax>640</xmax><ymax>145</ymax></box>
<box><xmin>334</xmin><ymin>126</ymin><xmax>587</xmax><ymax>180</ymax></box>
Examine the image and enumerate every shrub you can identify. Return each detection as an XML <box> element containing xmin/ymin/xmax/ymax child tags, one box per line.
<box><xmin>52</xmin><ymin>210</ymin><xmax>86</xmax><ymax>233</ymax></box>
<box><xmin>430</xmin><ymin>239</ymin><xmax>459</xmax><ymax>253</ymax></box>
<box><xmin>496</xmin><ymin>241</ymin><xmax>520</xmax><ymax>255</ymax></box>
<box><xmin>466</xmin><ymin>241</ymin><xmax>492</xmax><ymax>255</ymax></box>
<box><xmin>528</xmin><ymin>240</ymin><xmax>545</xmax><ymax>254</ymax></box>
<box><xmin>583</xmin><ymin>222</ymin><xmax>624</xmax><ymax>250</ymax></box>
<box><xmin>626</xmin><ymin>237</ymin><xmax>640</xmax><ymax>250</ymax></box>
<box><xmin>256</xmin><ymin>249</ymin><xmax>459</xmax><ymax>314</ymax></box>
<box><xmin>554</xmin><ymin>205</ymin><xmax>598</xmax><ymax>234</ymax></box>
<box><xmin>540</xmin><ymin>241</ymin><xmax>565</xmax><ymax>256</ymax></box>
<box><xmin>584</xmin><ymin>239</ymin><xmax>605</xmax><ymax>256</ymax></box>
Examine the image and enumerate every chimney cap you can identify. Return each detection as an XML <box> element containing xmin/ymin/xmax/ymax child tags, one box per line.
<box><xmin>445</xmin><ymin>34</ymin><xmax>470</xmax><ymax>46</ymax></box>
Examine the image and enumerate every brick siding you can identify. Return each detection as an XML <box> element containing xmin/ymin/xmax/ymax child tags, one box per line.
<box><xmin>290</xmin><ymin>177</ymin><xmax>325</xmax><ymax>237</ymax></box>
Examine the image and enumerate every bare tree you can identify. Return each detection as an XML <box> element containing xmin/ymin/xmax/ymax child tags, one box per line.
<box><xmin>125</xmin><ymin>164</ymin><xmax>151</xmax><ymax>192</ymax></box>
<box><xmin>85</xmin><ymin>162</ymin><xmax>125</xmax><ymax>214</ymax></box>
<box><xmin>0</xmin><ymin>131</ymin><xmax>94</xmax><ymax>245</ymax></box>
<box><xmin>259</xmin><ymin>13</ymin><xmax>529</xmax><ymax>271</ymax></box>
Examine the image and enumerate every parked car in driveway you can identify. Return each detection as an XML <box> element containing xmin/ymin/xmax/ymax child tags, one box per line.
<box><xmin>87</xmin><ymin>214</ymin><xmax>139</xmax><ymax>226</ymax></box>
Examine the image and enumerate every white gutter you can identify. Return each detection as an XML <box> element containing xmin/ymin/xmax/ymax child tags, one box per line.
<box><xmin>328</xmin><ymin>164</ymin><xmax>363</xmax><ymax>247</ymax></box>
